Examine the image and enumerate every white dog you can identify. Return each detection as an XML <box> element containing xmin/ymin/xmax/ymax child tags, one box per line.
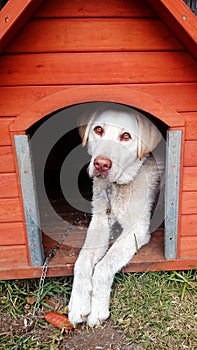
<box><xmin>68</xmin><ymin>105</ymin><xmax>164</xmax><ymax>327</ymax></box>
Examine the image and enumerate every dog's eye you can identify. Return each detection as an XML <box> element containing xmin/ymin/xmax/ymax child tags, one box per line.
<box><xmin>94</xmin><ymin>126</ymin><xmax>104</xmax><ymax>136</ymax></box>
<box><xmin>120</xmin><ymin>132</ymin><xmax>131</xmax><ymax>141</ymax></box>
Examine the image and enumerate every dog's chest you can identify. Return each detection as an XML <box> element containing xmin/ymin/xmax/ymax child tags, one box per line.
<box><xmin>105</xmin><ymin>183</ymin><xmax>132</xmax><ymax>219</ymax></box>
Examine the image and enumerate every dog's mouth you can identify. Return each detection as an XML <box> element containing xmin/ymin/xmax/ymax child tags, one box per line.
<box><xmin>92</xmin><ymin>169</ymin><xmax>110</xmax><ymax>178</ymax></box>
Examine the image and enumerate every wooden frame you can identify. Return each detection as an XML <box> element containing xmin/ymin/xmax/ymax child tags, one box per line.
<box><xmin>8</xmin><ymin>87</ymin><xmax>187</xmax><ymax>275</ymax></box>
<box><xmin>0</xmin><ymin>0</ymin><xmax>196</xmax><ymax>279</ymax></box>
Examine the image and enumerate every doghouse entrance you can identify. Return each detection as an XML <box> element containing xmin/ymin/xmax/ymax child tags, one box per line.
<box><xmin>14</xmin><ymin>102</ymin><xmax>181</xmax><ymax>271</ymax></box>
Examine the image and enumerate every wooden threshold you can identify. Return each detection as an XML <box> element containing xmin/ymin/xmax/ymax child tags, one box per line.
<box><xmin>42</xmin><ymin>228</ymin><xmax>165</xmax><ymax>268</ymax></box>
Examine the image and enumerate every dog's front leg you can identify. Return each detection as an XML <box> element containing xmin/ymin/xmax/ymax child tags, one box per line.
<box><xmin>87</xmin><ymin>223</ymin><xmax>150</xmax><ymax>326</ymax></box>
<box><xmin>68</xmin><ymin>213</ymin><xmax>110</xmax><ymax>325</ymax></box>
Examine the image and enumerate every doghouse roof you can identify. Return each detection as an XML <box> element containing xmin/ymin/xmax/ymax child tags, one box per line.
<box><xmin>0</xmin><ymin>0</ymin><xmax>197</xmax><ymax>59</ymax></box>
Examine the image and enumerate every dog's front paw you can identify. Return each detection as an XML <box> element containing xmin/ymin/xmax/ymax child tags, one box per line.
<box><xmin>68</xmin><ymin>286</ymin><xmax>91</xmax><ymax>325</ymax></box>
<box><xmin>87</xmin><ymin>295</ymin><xmax>110</xmax><ymax>327</ymax></box>
<box><xmin>87</xmin><ymin>267</ymin><xmax>110</xmax><ymax>326</ymax></box>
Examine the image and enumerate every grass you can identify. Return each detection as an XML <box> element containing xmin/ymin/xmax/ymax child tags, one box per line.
<box><xmin>0</xmin><ymin>271</ymin><xmax>196</xmax><ymax>349</ymax></box>
<box><xmin>0</xmin><ymin>277</ymin><xmax>72</xmax><ymax>349</ymax></box>
<box><xmin>110</xmin><ymin>270</ymin><xmax>197</xmax><ymax>349</ymax></box>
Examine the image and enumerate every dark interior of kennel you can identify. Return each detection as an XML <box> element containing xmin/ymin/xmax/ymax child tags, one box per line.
<box><xmin>28</xmin><ymin>102</ymin><xmax>167</xmax><ymax>268</ymax></box>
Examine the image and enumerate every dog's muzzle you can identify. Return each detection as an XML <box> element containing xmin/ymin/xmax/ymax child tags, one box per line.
<box><xmin>93</xmin><ymin>156</ymin><xmax>112</xmax><ymax>178</ymax></box>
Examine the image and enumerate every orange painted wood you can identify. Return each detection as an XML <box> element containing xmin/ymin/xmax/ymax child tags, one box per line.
<box><xmin>0</xmin><ymin>198</ymin><xmax>23</xmax><ymax>222</ymax></box>
<box><xmin>0</xmin><ymin>86</ymin><xmax>63</xmax><ymax>117</ymax></box>
<box><xmin>0</xmin><ymin>256</ymin><xmax>197</xmax><ymax>280</ymax></box>
<box><xmin>147</xmin><ymin>0</ymin><xmax>197</xmax><ymax>60</ymax></box>
<box><xmin>0</xmin><ymin>173</ymin><xmax>19</xmax><ymax>198</ymax></box>
<box><xmin>184</xmin><ymin>141</ymin><xmax>197</xmax><ymax>167</ymax></box>
<box><xmin>10</xmin><ymin>86</ymin><xmax>184</xmax><ymax>132</ymax></box>
<box><xmin>182</xmin><ymin>112</ymin><xmax>197</xmax><ymax>141</ymax></box>
<box><xmin>0</xmin><ymin>245</ymin><xmax>28</xmax><ymax>268</ymax></box>
<box><xmin>0</xmin><ymin>0</ymin><xmax>44</xmax><ymax>53</ymax></box>
<box><xmin>0</xmin><ymin>222</ymin><xmax>26</xmax><ymax>245</ymax></box>
<box><xmin>1</xmin><ymin>52</ymin><xmax>197</xmax><ymax>86</ymax></box>
<box><xmin>35</xmin><ymin>0</ymin><xmax>154</xmax><ymax>18</ymax></box>
<box><xmin>183</xmin><ymin>167</ymin><xmax>197</xmax><ymax>191</ymax></box>
<box><xmin>144</xmin><ymin>83</ymin><xmax>197</xmax><ymax>114</ymax></box>
<box><xmin>182</xmin><ymin>192</ymin><xmax>197</xmax><ymax>215</ymax></box>
<box><xmin>0</xmin><ymin>118</ymin><xmax>13</xmax><ymax>145</ymax></box>
<box><xmin>0</xmin><ymin>146</ymin><xmax>15</xmax><ymax>173</ymax></box>
<box><xmin>0</xmin><ymin>225</ymin><xmax>195</xmax><ymax>279</ymax></box>
<box><xmin>180</xmin><ymin>215</ymin><xmax>197</xmax><ymax>237</ymax></box>
<box><xmin>0</xmin><ymin>84</ymin><xmax>196</xmax><ymax>117</ymax></box>
<box><xmin>6</xmin><ymin>18</ymin><xmax>183</xmax><ymax>53</ymax></box>
<box><xmin>179</xmin><ymin>236</ymin><xmax>197</xmax><ymax>258</ymax></box>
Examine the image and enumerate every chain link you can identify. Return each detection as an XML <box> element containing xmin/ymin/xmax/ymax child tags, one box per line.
<box><xmin>17</xmin><ymin>213</ymin><xmax>91</xmax><ymax>350</ymax></box>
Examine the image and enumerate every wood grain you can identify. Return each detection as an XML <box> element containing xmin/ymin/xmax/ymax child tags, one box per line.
<box><xmin>0</xmin><ymin>245</ymin><xmax>28</xmax><ymax>268</ymax></box>
<box><xmin>179</xmin><ymin>236</ymin><xmax>197</xmax><ymax>258</ymax></box>
<box><xmin>0</xmin><ymin>222</ymin><xmax>26</xmax><ymax>245</ymax></box>
<box><xmin>182</xmin><ymin>112</ymin><xmax>197</xmax><ymax>141</ymax></box>
<box><xmin>180</xmin><ymin>215</ymin><xmax>197</xmax><ymax>237</ymax></box>
<box><xmin>147</xmin><ymin>0</ymin><xmax>197</xmax><ymax>60</ymax></box>
<box><xmin>0</xmin><ymin>118</ymin><xmax>13</xmax><ymax>145</ymax></box>
<box><xmin>1</xmin><ymin>52</ymin><xmax>197</xmax><ymax>86</ymax></box>
<box><xmin>35</xmin><ymin>0</ymin><xmax>154</xmax><ymax>18</ymax></box>
<box><xmin>183</xmin><ymin>167</ymin><xmax>197</xmax><ymax>191</ymax></box>
<box><xmin>181</xmin><ymin>192</ymin><xmax>197</xmax><ymax>215</ymax></box>
<box><xmin>0</xmin><ymin>198</ymin><xmax>22</xmax><ymax>222</ymax></box>
<box><xmin>6</xmin><ymin>18</ymin><xmax>183</xmax><ymax>53</ymax></box>
<box><xmin>0</xmin><ymin>146</ymin><xmax>15</xmax><ymax>173</ymax></box>
<box><xmin>0</xmin><ymin>84</ymin><xmax>196</xmax><ymax>117</ymax></box>
<box><xmin>0</xmin><ymin>173</ymin><xmax>19</xmax><ymax>198</ymax></box>
<box><xmin>10</xmin><ymin>86</ymin><xmax>184</xmax><ymax>131</ymax></box>
<box><xmin>184</xmin><ymin>141</ymin><xmax>197</xmax><ymax>167</ymax></box>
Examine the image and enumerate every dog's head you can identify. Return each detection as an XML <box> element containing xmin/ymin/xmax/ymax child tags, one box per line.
<box><xmin>79</xmin><ymin>106</ymin><xmax>162</xmax><ymax>184</ymax></box>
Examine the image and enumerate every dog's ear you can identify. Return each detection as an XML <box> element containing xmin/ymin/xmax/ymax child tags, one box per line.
<box><xmin>135</xmin><ymin>113</ymin><xmax>162</xmax><ymax>160</ymax></box>
<box><xmin>78</xmin><ymin>123</ymin><xmax>89</xmax><ymax>147</ymax></box>
<box><xmin>78</xmin><ymin>109</ymin><xmax>102</xmax><ymax>146</ymax></box>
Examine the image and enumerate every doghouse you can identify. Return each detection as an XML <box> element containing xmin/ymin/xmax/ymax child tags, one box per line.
<box><xmin>0</xmin><ymin>0</ymin><xmax>197</xmax><ymax>280</ymax></box>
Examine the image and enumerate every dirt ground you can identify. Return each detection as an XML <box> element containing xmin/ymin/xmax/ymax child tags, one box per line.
<box><xmin>0</xmin><ymin>309</ymin><xmax>139</xmax><ymax>350</ymax></box>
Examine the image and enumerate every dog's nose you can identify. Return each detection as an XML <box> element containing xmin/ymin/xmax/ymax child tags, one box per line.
<box><xmin>94</xmin><ymin>156</ymin><xmax>112</xmax><ymax>172</ymax></box>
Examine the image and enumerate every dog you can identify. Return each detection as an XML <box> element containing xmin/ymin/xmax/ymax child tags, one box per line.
<box><xmin>68</xmin><ymin>105</ymin><xmax>165</xmax><ymax>327</ymax></box>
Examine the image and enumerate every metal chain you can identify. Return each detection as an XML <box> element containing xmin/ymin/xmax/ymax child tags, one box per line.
<box><xmin>17</xmin><ymin>213</ymin><xmax>91</xmax><ymax>350</ymax></box>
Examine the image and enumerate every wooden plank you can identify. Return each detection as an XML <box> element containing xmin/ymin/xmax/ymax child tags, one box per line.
<box><xmin>0</xmin><ymin>222</ymin><xmax>26</xmax><ymax>245</ymax></box>
<box><xmin>1</xmin><ymin>256</ymin><xmax>197</xmax><ymax>280</ymax></box>
<box><xmin>0</xmin><ymin>198</ymin><xmax>23</xmax><ymax>222</ymax></box>
<box><xmin>0</xmin><ymin>84</ymin><xmax>196</xmax><ymax>117</ymax></box>
<box><xmin>0</xmin><ymin>245</ymin><xmax>28</xmax><ymax>268</ymax></box>
<box><xmin>182</xmin><ymin>112</ymin><xmax>197</xmax><ymax>141</ymax></box>
<box><xmin>10</xmin><ymin>85</ymin><xmax>184</xmax><ymax>131</ymax></box>
<box><xmin>0</xmin><ymin>173</ymin><xmax>19</xmax><ymax>198</ymax></box>
<box><xmin>147</xmin><ymin>0</ymin><xmax>197</xmax><ymax>60</ymax></box>
<box><xmin>0</xmin><ymin>0</ymin><xmax>44</xmax><ymax>53</ymax></box>
<box><xmin>1</xmin><ymin>52</ymin><xmax>197</xmax><ymax>86</ymax></box>
<box><xmin>179</xmin><ymin>236</ymin><xmax>197</xmax><ymax>258</ymax></box>
<box><xmin>143</xmin><ymin>84</ymin><xmax>197</xmax><ymax>114</ymax></box>
<box><xmin>180</xmin><ymin>215</ymin><xmax>197</xmax><ymax>237</ymax></box>
<box><xmin>184</xmin><ymin>141</ymin><xmax>197</xmax><ymax>167</ymax></box>
<box><xmin>183</xmin><ymin>167</ymin><xmax>197</xmax><ymax>191</ymax></box>
<box><xmin>181</xmin><ymin>192</ymin><xmax>197</xmax><ymax>215</ymax></box>
<box><xmin>0</xmin><ymin>118</ymin><xmax>13</xmax><ymax>145</ymax></box>
<box><xmin>0</xmin><ymin>146</ymin><xmax>15</xmax><ymax>173</ymax></box>
<box><xmin>0</xmin><ymin>86</ymin><xmax>63</xmax><ymax>117</ymax></box>
<box><xmin>6</xmin><ymin>18</ymin><xmax>183</xmax><ymax>53</ymax></box>
<box><xmin>35</xmin><ymin>0</ymin><xmax>154</xmax><ymax>18</ymax></box>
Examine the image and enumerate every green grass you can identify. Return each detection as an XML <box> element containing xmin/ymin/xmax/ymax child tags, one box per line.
<box><xmin>0</xmin><ymin>277</ymin><xmax>72</xmax><ymax>319</ymax></box>
<box><xmin>110</xmin><ymin>270</ymin><xmax>197</xmax><ymax>349</ymax></box>
<box><xmin>0</xmin><ymin>271</ymin><xmax>196</xmax><ymax>349</ymax></box>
